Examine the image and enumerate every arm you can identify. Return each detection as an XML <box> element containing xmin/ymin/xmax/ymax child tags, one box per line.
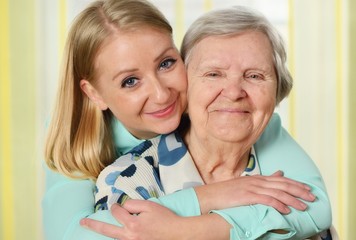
<box><xmin>209</xmin><ymin>113</ymin><xmax>332</xmax><ymax>239</ymax></box>
<box><xmin>42</xmin><ymin>119</ymin><xmax>145</xmax><ymax>240</ymax></box>
<box><xmin>42</xmin><ymin>165</ymin><xmax>122</xmax><ymax>240</ymax></box>
<box><xmin>81</xmin><ymin>176</ymin><xmax>314</xmax><ymax>240</ymax></box>
<box><xmin>81</xmin><ymin>200</ymin><xmax>231</xmax><ymax>240</ymax></box>
<box><xmin>81</xmin><ymin>114</ymin><xmax>330</xmax><ymax>239</ymax></box>
<box><xmin>126</xmin><ymin>113</ymin><xmax>331</xmax><ymax>239</ymax></box>
<box><xmin>82</xmin><ymin>161</ymin><xmax>318</xmax><ymax>239</ymax></box>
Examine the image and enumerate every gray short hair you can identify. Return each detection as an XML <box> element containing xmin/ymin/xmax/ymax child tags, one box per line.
<box><xmin>181</xmin><ymin>6</ymin><xmax>292</xmax><ymax>104</ymax></box>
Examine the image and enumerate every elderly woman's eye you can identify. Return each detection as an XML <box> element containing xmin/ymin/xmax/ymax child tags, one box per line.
<box><xmin>206</xmin><ymin>72</ymin><xmax>221</xmax><ymax>78</ymax></box>
<box><xmin>246</xmin><ymin>73</ymin><xmax>264</xmax><ymax>80</ymax></box>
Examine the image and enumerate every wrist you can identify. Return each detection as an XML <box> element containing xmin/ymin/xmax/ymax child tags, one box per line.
<box><xmin>195</xmin><ymin>180</ymin><xmax>233</xmax><ymax>214</ymax></box>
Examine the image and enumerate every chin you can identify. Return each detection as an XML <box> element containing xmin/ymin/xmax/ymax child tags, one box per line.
<box><xmin>213</xmin><ymin>127</ymin><xmax>250</xmax><ymax>141</ymax></box>
<box><xmin>157</xmin><ymin>122</ymin><xmax>180</xmax><ymax>134</ymax></box>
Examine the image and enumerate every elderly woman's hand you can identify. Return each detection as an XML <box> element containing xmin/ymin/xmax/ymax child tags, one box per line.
<box><xmin>195</xmin><ymin>170</ymin><xmax>316</xmax><ymax>215</ymax></box>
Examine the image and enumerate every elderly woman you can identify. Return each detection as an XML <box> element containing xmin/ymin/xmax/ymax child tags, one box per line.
<box><xmin>82</xmin><ymin>6</ymin><xmax>332</xmax><ymax>240</ymax></box>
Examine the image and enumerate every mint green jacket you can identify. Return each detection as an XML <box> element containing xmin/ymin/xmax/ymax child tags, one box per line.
<box><xmin>42</xmin><ymin>113</ymin><xmax>332</xmax><ymax>239</ymax></box>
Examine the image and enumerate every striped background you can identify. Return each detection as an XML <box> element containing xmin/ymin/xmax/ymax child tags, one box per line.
<box><xmin>1</xmin><ymin>0</ymin><xmax>39</xmax><ymax>240</ymax></box>
<box><xmin>0</xmin><ymin>0</ymin><xmax>354</xmax><ymax>239</ymax></box>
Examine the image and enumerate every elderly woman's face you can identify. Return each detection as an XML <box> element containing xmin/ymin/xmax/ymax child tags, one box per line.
<box><xmin>186</xmin><ymin>31</ymin><xmax>277</xmax><ymax>143</ymax></box>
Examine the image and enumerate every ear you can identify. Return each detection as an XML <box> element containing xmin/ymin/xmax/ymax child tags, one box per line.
<box><xmin>80</xmin><ymin>79</ymin><xmax>108</xmax><ymax>110</ymax></box>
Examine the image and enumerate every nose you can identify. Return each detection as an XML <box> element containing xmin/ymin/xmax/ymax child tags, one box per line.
<box><xmin>149</xmin><ymin>75</ymin><xmax>171</xmax><ymax>103</ymax></box>
<box><xmin>221</xmin><ymin>76</ymin><xmax>247</xmax><ymax>100</ymax></box>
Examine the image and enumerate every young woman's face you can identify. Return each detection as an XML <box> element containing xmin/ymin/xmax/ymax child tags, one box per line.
<box><xmin>82</xmin><ymin>27</ymin><xmax>187</xmax><ymax>139</ymax></box>
<box><xmin>186</xmin><ymin>31</ymin><xmax>277</xmax><ymax>144</ymax></box>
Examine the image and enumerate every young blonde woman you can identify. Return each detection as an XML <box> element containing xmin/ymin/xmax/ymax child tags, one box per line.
<box><xmin>43</xmin><ymin>1</ymin><xmax>331</xmax><ymax>239</ymax></box>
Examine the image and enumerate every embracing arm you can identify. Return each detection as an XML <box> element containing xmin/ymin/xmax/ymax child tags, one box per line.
<box><xmin>81</xmin><ymin>175</ymin><xmax>313</xmax><ymax>240</ymax></box>
<box><xmin>146</xmin><ymin>113</ymin><xmax>332</xmax><ymax>239</ymax></box>
<box><xmin>209</xmin><ymin>113</ymin><xmax>332</xmax><ymax>239</ymax></box>
<box><xmin>41</xmin><ymin>119</ymin><xmax>145</xmax><ymax>240</ymax></box>
<box><xmin>42</xmin><ymin>165</ymin><xmax>123</xmax><ymax>240</ymax></box>
<box><xmin>79</xmin><ymin>114</ymin><xmax>331</xmax><ymax>239</ymax></box>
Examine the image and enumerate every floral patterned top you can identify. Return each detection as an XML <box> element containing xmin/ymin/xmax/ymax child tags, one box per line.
<box><xmin>95</xmin><ymin>131</ymin><xmax>260</xmax><ymax>211</ymax></box>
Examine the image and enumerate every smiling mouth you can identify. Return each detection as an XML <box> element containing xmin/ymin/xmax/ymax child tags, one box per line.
<box><xmin>148</xmin><ymin>101</ymin><xmax>177</xmax><ymax>118</ymax></box>
<box><xmin>212</xmin><ymin>108</ymin><xmax>250</xmax><ymax>114</ymax></box>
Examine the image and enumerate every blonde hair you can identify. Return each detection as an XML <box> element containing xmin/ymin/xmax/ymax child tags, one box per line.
<box><xmin>45</xmin><ymin>0</ymin><xmax>172</xmax><ymax>180</ymax></box>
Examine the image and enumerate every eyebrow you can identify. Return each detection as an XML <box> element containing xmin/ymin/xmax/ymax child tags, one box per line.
<box><xmin>154</xmin><ymin>46</ymin><xmax>175</xmax><ymax>62</ymax></box>
<box><xmin>197</xmin><ymin>61</ymin><xmax>230</xmax><ymax>72</ymax></box>
<box><xmin>112</xmin><ymin>46</ymin><xmax>175</xmax><ymax>81</ymax></box>
<box><xmin>112</xmin><ymin>68</ymin><xmax>138</xmax><ymax>81</ymax></box>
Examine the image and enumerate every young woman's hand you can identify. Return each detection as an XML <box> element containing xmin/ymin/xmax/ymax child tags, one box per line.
<box><xmin>81</xmin><ymin>201</ymin><xmax>177</xmax><ymax>240</ymax></box>
<box><xmin>80</xmin><ymin>200</ymin><xmax>230</xmax><ymax>240</ymax></box>
<box><xmin>195</xmin><ymin>170</ymin><xmax>316</xmax><ymax>214</ymax></box>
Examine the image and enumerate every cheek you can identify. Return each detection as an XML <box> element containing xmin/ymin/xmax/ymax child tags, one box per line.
<box><xmin>177</xmin><ymin>77</ymin><xmax>188</xmax><ymax>93</ymax></box>
<box><xmin>254</xmin><ymin>86</ymin><xmax>276</xmax><ymax>112</ymax></box>
<box><xmin>107</xmin><ymin>91</ymin><xmax>145</xmax><ymax>115</ymax></box>
<box><xmin>174</xmin><ymin>68</ymin><xmax>188</xmax><ymax>92</ymax></box>
<box><xmin>188</xmin><ymin>82</ymin><xmax>216</xmax><ymax>112</ymax></box>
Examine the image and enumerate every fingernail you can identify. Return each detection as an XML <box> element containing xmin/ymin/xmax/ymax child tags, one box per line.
<box><xmin>80</xmin><ymin>218</ymin><xmax>87</xmax><ymax>226</ymax></box>
<box><xmin>299</xmin><ymin>202</ymin><xmax>307</xmax><ymax>210</ymax></box>
<box><xmin>309</xmin><ymin>193</ymin><xmax>316</xmax><ymax>201</ymax></box>
<box><xmin>284</xmin><ymin>206</ymin><xmax>291</xmax><ymax>213</ymax></box>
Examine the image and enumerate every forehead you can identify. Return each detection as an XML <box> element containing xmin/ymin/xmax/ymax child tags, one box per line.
<box><xmin>189</xmin><ymin>31</ymin><xmax>274</xmax><ymax>71</ymax></box>
<box><xmin>94</xmin><ymin>27</ymin><xmax>174</xmax><ymax>68</ymax></box>
<box><xmin>98</xmin><ymin>26</ymin><xmax>172</xmax><ymax>55</ymax></box>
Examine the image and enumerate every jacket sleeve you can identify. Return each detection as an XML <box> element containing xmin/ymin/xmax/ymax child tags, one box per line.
<box><xmin>42</xmin><ymin>165</ymin><xmax>121</xmax><ymax>240</ymax></box>
<box><xmin>148</xmin><ymin>188</ymin><xmax>201</xmax><ymax>217</ymax></box>
<box><xmin>42</xmin><ymin>164</ymin><xmax>201</xmax><ymax>240</ymax></box>
<box><xmin>209</xmin><ymin>113</ymin><xmax>332</xmax><ymax>239</ymax></box>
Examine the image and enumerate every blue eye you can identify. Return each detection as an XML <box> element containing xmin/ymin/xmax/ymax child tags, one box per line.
<box><xmin>121</xmin><ymin>77</ymin><xmax>139</xmax><ymax>88</ymax></box>
<box><xmin>159</xmin><ymin>58</ymin><xmax>177</xmax><ymax>70</ymax></box>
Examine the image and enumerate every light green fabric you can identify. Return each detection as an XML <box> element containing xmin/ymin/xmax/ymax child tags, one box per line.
<box><xmin>42</xmin><ymin>113</ymin><xmax>331</xmax><ymax>240</ymax></box>
<box><xmin>211</xmin><ymin>115</ymin><xmax>332</xmax><ymax>239</ymax></box>
<box><xmin>42</xmin><ymin>119</ymin><xmax>141</xmax><ymax>240</ymax></box>
<box><xmin>112</xmin><ymin>117</ymin><xmax>144</xmax><ymax>156</ymax></box>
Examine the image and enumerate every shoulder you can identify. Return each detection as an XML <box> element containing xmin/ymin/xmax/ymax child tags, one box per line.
<box><xmin>96</xmin><ymin>135</ymin><xmax>165</xmax><ymax>188</ymax></box>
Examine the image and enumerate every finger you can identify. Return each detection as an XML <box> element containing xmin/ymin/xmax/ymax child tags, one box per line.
<box><xmin>254</xmin><ymin>187</ymin><xmax>309</xmax><ymax>211</ymax></box>
<box><xmin>249</xmin><ymin>174</ymin><xmax>311</xmax><ymax>192</ymax></box>
<box><xmin>80</xmin><ymin>218</ymin><xmax>124</xmax><ymax>238</ymax></box>
<box><xmin>271</xmin><ymin>170</ymin><xmax>284</xmax><ymax>177</ymax></box>
<box><xmin>242</xmin><ymin>193</ymin><xmax>291</xmax><ymax>214</ymax></box>
<box><xmin>263</xmin><ymin>181</ymin><xmax>315</xmax><ymax>202</ymax></box>
<box><xmin>262</xmin><ymin>175</ymin><xmax>312</xmax><ymax>191</ymax></box>
<box><xmin>281</xmin><ymin>178</ymin><xmax>311</xmax><ymax>191</ymax></box>
<box><xmin>111</xmin><ymin>203</ymin><xmax>136</xmax><ymax>223</ymax></box>
<box><xmin>242</xmin><ymin>175</ymin><xmax>314</xmax><ymax>202</ymax></box>
<box><xmin>123</xmin><ymin>199</ymin><xmax>159</xmax><ymax>214</ymax></box>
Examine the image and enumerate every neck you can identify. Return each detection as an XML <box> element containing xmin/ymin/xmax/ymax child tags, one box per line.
<box><xmin>184</xmin><ymin>129</ymin><xmax>251</xmax><ymax>184</ymax></box>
